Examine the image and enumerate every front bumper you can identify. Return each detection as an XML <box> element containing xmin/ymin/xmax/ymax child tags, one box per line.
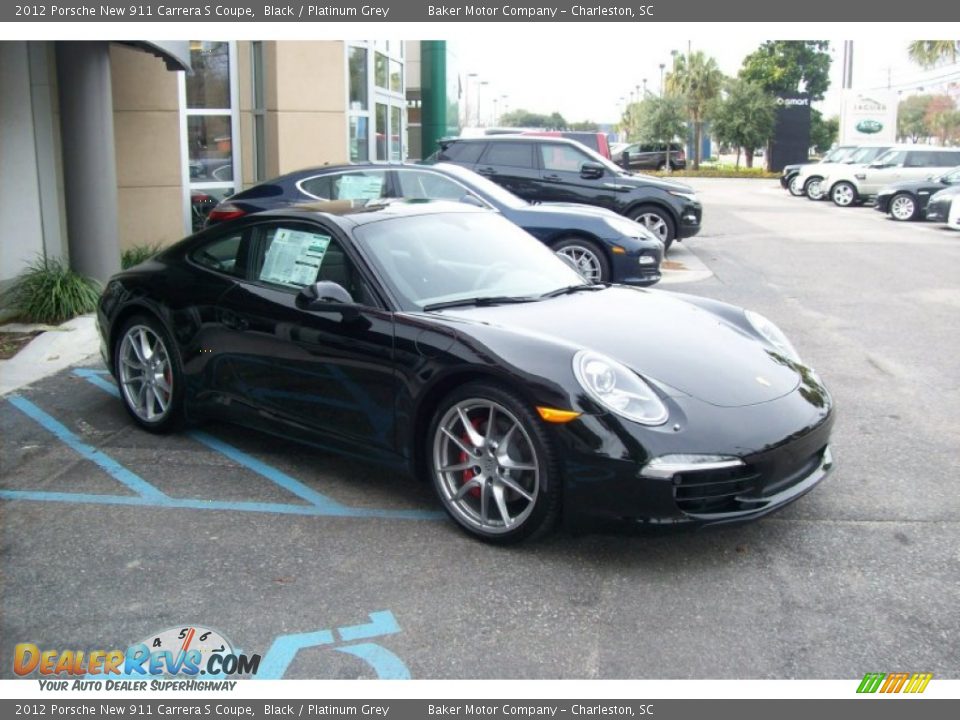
<box><xmin>874</xmin><ymin>193</ymin><xmax>892</xmax><ymax>213</ymax></box>
<box><xmin>925</xmin><ymin>198</ymin><xmax>952</xmax><ymax>223</ymax></box>
<box><xmin>610</xmin><ymin>244</ymin><xmax>663</xmax><ymax>287</ymax></box>
<box><xmin>555</xmin><ymin>379</ymin><xmax>834</xmax><ymax>531</ymax></box>
<box><xmin>677</xmin><ymin>201</ymin><xmax>702</xmax><ymax>239</ymax></box>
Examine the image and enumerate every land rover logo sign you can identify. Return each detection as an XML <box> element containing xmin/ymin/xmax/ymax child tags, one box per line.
<box><xmin>856</xmin><ymin>119</ymin><xmax>884</xmax><ymax>134</ymax></box>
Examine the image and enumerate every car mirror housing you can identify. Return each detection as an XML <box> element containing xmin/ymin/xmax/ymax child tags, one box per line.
<box><xmin>580</xmin><ymin>162</ymin><xmax>605</xmax><ymax>180</ymax></box>
<box><xmin>296</xmin><ymin>280</ymin><xmax>353</xmax><ymax>310</ymax></box>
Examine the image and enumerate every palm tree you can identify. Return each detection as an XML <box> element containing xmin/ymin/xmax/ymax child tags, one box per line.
<box><xmin>908</xmin><ymin>41</ymin><xmax>960</xmax><ymax>68</ymax></box>
<box><xmin>665</xmin><ymin>51</ymin><xmax>724</xmax><ymax>169</ymax></box>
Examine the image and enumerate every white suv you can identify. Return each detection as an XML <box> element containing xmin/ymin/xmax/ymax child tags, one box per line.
<box><xmin>823</xmin><ymin>145</ymin><xmax>960</xmax><ymax>207</ymax></box>
<box><xmin>796</xmin><ymin>144</ymin><xmax>892</xmax><ymax>200</ymax></box>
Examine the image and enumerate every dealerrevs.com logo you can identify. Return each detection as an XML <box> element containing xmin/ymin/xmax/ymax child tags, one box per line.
<box><xmin>14</xmin><ymin>625</ymin><xmax>260</xmax><ymax>691</ymax></box>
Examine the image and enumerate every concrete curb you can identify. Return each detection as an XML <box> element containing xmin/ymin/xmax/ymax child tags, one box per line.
<box><xmin>658</xmin><ymin>242</ymin><xmax>714</xmax><ymax>285</ymax></box>
<box><xmin>0</xmin><ymin>314</ymin><xmax>100</xmax><ymax>396</ymax></box>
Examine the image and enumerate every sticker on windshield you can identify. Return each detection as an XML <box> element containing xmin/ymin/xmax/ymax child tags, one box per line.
<box><xmin>259</xmin><ymin>229</ymin><xmax>331</xmax><ymax>288</ymax></box>
<box><xmin>337</xmin><ymin>174</ymin><xmax>385</xmax><ymax>200</ymax></box>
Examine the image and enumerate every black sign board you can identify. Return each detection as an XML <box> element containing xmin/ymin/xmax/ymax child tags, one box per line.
<box><xmin>770</xmin><ymin>94</ymin><xmax>812</xmax><ymax>172</ymax></box>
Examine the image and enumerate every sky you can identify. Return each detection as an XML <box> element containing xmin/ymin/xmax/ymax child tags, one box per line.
<box><xmin>453</xmin><ymin>34</ymin><xmax>960</xmax><ymax>126</ymax></box>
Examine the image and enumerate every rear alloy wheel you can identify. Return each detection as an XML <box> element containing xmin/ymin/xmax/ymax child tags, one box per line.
<box><xmin>805</xmin><ymin>176</ymin><xmax>825</xmax><ymax>200</ymax></box>
<box><xmin>889</xmin><ymin>193</ymin><xmax>918</xmax><ymax>221</ymax></box>
<box><xmin>831</xmin><ymin>181</ymin><xmax>858</xmax><ymax>207</ymax></box>
<box><xmin>115</xmin><ymin>315</ymin><xmax>183</xmax><ymax>433</ymax></box>
<box><xmin>630</xmin><ymin>205</ymin><xmax>676</xmax><ymax>253</ymax></box>
<box><xmin>429</xmin><ymin>383</ymin><xmax>560</xmax><ymax>543</ymax></box>
<box><xmin>788</xmin><ymin>175</ymin><xmax>805</xmax><ymax>196</ymax></box>
<box><xmin>553</xmin><ymin>238</ymin><xmax>609</xmax><ymax>283</ymax></box>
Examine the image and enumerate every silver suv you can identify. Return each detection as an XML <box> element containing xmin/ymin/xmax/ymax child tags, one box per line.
<box><xmin>823</xmin><ymin>145</ymin><xmax>960</xmax><ymax>207</ymax></box>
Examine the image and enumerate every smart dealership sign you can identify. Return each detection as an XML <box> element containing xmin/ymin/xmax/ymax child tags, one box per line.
<box><xmin>840</xmin><ymin>90</ymin><xmax>898</xmax><ymax>144</ymax></box>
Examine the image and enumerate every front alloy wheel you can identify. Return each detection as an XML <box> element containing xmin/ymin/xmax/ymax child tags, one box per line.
<box><xmin>115</xmin><ymin>316</ymin><xmax>183</xmax><ymax>432</ymax></box>
<box><xmin>889</xmin><ymin>193</ymin><xmax>918</xmax><ymax>221</ymax></box>
<box><xmin>831</xmin><ymin>181</ymin><xmax>858</xmax><ymax>207</ymax></box>
<box><xmin>788</xmin><ymin>175</ymin><xmax>804</xmax><ymax>196</ymax></box>
<box><xmin>631</xmin><ymin>205</ymin><xmax>676</xmax><ymax>252</ymax></box>
<box><xmin>429</xmin><ymin>384</ymin><xmax>559</xmax><ymax>543</ymax></box>
<box><xmin>805</xmin><ymin>177</ymin><xmax>825</xmax><ymax>200</ymax></box>
<box><xmin>553</xmin><ymin>238</ymin><xmax>609</xmax><ymax>283</ymax></box>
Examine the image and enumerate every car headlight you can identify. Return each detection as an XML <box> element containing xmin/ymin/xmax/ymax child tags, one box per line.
<box><xmin>668</xmin><ymin>190</ymin><xmax>697</xmax><ymax>202</ymax></box>
<box><xmin>744</xmin><ymin>310</ymin><xmax>801</xmax><ymax>363</ymax></box>
<box><xmin>573</xmin><ymin>350</ymin><xmax>668</xmax><ymax>425</ymax></box>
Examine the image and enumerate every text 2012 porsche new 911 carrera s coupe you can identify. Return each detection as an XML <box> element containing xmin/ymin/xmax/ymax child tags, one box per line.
<box><xmin>98</xmin><ymin>200</ymin><xmax>834</xmax><ymax>543</ymax></box>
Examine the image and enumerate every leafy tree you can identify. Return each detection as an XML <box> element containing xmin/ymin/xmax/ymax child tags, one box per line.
<box><xmin>908</xmin><ymin>41</ymin><xmax>960</xmax><ymax>68</ymax></box>
<box><xmin>739</xmin><ymin>41</ymin><xmax>832</xmax><ymax>102</ymax></box>
<box><xmin>499</xmin><ymin>109</ymin><xmax>568</xmax><ymax>129</ymax></box>
<box><xmin>809</xmin><ymin>109</ymin><xmax>839</xmax><ymax>154</ymax></box>
<box><xmin>568</xmin><ymin>120</ymin><xmax>600</xmax><ymax>131</ymax></box>
<box><xmin>622</xmin><ymin>96</ymin><xmax>687</xmax><ymax>165</ymax></box>
<box><xmin>898</xmin><ymin>94</ymin><xmax>934</xmax><ymax>142</ymax></box>
<box><xmin>666</xmin><ymin>51</ymin><xmax>724</xmax><ymax>169</ymax></box>
<box><xmin>925</xmin><ymin>95</ymin><xmax>959</xmax><ymax>144</ymax></box>
<box><xmin>708</xmin><ymin>79</ymin><xmax>776</xmax><ymax>168</ymax></box>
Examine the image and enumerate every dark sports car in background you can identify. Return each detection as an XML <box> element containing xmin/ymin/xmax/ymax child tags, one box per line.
<box><xmin>924</xmin><ymin>184</ymin><xmax>960</xmax><ymax>225</ymax></box>
<box><xmin>206</xmin><ymin>163</ymin><xmax>663</xmax><ymax>285</ymax></box>
<box><xmin>874</xmin><ymin>166</ymin><xmax>960</xmax><ymax>221</ymax></box>
<box><xmin>98</xmin><ymin>201</ymin><xmax>834</xmax><ymax>543</ymax></box>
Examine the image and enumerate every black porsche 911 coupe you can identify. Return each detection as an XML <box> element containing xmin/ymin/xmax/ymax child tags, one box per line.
<box><xmin>98</xmin><ymin>200</ymin><xmax>834</xmax><ymax>543</ymax></box>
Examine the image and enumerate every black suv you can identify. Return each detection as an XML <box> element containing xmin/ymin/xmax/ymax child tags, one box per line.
<box><xmin>616</xmin><ymin>142</ymin><xmax>687</xmax><ymax>171</ymax></box>
<box><xmin>429</xmin><ymin>136</ymin><xmax>702</xmax><ymax>249</ymax></box>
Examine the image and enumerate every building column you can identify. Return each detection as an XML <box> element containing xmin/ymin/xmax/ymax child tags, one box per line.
<box><xmin>55</xmin><ymin>41</ymin><xmax>121</xmax><ymax>282</ymax></box>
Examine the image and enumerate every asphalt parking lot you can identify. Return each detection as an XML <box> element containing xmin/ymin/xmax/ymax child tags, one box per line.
<box><xmin>2</xmin><ymin>178</ymin><xmax>959</xmax><ymax>680</ymax></box>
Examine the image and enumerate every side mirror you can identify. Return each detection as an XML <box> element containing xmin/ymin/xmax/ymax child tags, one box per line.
<box><xmin>295</xmin><ymin>280</ymin><xmax>353</xmax><ymax>310</ymax></box>
<box><xmin>580</xmin><ymin>162</ymin><xmax>605</xmax><ymax>180</ymax></box>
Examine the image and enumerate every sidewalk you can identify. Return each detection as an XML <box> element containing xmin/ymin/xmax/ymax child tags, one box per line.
<box><xmin>0</xmin><ymin>315</ymin><xmax>100</xmax><ymax>396</ymax></box>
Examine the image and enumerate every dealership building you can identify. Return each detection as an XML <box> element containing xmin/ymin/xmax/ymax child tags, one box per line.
<box><xmin>0</xmin><ymin>40</ymin><xmax>459</xmax><ymax>302</ymax></box>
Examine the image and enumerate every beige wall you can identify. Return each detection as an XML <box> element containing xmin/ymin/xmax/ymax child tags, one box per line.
<box><xmin>110</xmin><ymin>44</ymin><xmax>184</xmax><ymax>250</ymax></box>
<box><xmin>259</xmin><ymin>41</ymin><xmax>349</xmax><ymax>177</ymax></box>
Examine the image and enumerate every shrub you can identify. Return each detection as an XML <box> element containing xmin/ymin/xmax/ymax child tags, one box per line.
<box><xmin>2</xmin><ymin>257</ymin><xmax>101</xmax><ymax>325</ymax></box>
<box><xmin>121</xmin><ymin>243</ymin><xmax>162</xmax><ymax>269</ymax></box>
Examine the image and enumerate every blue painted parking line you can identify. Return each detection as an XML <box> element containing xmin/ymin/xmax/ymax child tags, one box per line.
<box><xmin>257</xmin><ymin>611</ymin><xmax>409</xmax><ymax>680</ymax></box>
<box><xmin>2</xmin><ymin>374</ymin><xmax>444</xmax><ymax>521</ymax></box>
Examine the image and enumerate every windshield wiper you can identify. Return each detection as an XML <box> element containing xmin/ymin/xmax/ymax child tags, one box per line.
<box><xmin>540</xmin><ymin>283</ymin><xmax>606</xmax><ymax>299</ymax></box>
<box><xmin>422</xmin><ymin>295</ymin><xmax>539</xmax><ymax>312</ymax></box>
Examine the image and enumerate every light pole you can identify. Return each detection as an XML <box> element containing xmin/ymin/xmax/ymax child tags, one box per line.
<box><xmin>477</xmin><ymin>80</ymin><xmax>489</xmax><ymax>127</ymax></box>
<box><xmin>464</xmin><ymin>72</ymin><xmax>477</xmax><ymax>128</ymax></box>
<box><xmin>643</xmin><ymin>78</ymin><xmax>648</xmax><ymax>97</ymax></box>
<box><xmin>659</xmin><ymin>63</ymin><xmax>665</xmax><ymax>97</ymax></box>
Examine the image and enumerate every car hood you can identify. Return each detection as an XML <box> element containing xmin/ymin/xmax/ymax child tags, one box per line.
<box><xmin>613</xmin><ymin>173</ymin><xmax>695</xmax><ymax>194</ymax></box>
<box><xmin>877</xmin><ymin>179</ymin><xmax>953</xmax><ymax>195</ymax></box>
<box><xmin>428</xmin><ymin>287</ymin><xmax>801</xmax><ymax>408</ymax></box>
<box><xmin>929</xmin><ymin>185</ymin><xmax>960</xmax><ymax>201</ymax></box>
<box><xmin>523</xmin><ymin>202</ymin><xmax>625</xmax><ymax>221</ymax></box>
<box><xmin>797</xmin><ymin>160</ymin><xmax>865</xmax><ymax>177</ymax></box>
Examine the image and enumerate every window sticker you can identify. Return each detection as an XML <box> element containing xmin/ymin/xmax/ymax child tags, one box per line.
<box><xmin>259</xmin><ymin>229</ymin><xmax>331</xmax><ymax>288</ymax></box>
<box><xmin>337</xmin><ymin>174</ymin><xmax>385</xmax><ymax>200</ymax></box>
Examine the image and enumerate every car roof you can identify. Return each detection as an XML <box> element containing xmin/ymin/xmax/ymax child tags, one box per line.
<box><xmin>256</xmin><ymin>198</ymin><xmax>489</xmax><ymax>226</ymax></box>
<box><xmin>443</xmin><ymin>134</ymin><xmax>587</xmax><ymax>148</ymax></box>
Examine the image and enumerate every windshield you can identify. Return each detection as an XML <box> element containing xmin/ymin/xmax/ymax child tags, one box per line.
<box><xmin>353</xmin><ymin>212</ymin><xmax>587</xmax><ymax>311</ymax></box>
<box><xmin>848</xmin><ymin>146</ymin><xmax>891</xmax><ymax>164</ymax></box>
<box><xmin>824</xmin><ymin>146</ymin><xmax>857</xmax><ymax>163</ymax></box>
<box><xmin>937</xmin><ymin>167</ymin><xmax>960</xmax><ymax>184</ymax></box>
<box><xmin>432</xmin><ymin>163</ymin><xmax>529</xmax><ymax>210</ymax></box>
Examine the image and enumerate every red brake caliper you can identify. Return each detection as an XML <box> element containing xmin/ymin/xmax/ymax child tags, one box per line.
<box><xmin>459</xmin><ymin>417</ymin><xmax>486</xmax><ymax>498</ymax></box>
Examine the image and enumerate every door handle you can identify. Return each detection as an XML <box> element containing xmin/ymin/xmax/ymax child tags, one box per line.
<box><xmin>542</xmin><ymin>174</ymin><xmax>562</xmax><ymax>182</ymax></box>
<box><xmin>477</xmin><ymin>167</ymin><xmax>497</xmax><ymax>176</ymax></box>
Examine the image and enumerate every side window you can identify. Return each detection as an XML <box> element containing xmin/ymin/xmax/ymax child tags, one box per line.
<box><xmin>253</xmin><ymin>225</ymin><xmax>369</xmax><ymax>304</ymax></box>
<box><xmin>540</xmin><ymin>144</ymin><xmax>591</xmax><ymax>173</ymax></box>
<box><xmin>396</xmin><ymin>170</ymin><xmax>469</xmax><ymax>201</ymax></box>
<box><xmin>880</xmin><ymin>151</ymin><xmax>907</xmax><ymax>166</ymax></box>
<box><xmin>905</xmin><ymin>151</ymin><xmax>936</xmax><ymax>168</ymax></box>
<box><xmin>299</xmin><ymin>170</ymin><xmax>387</xmax><ymax>201</ymax></box>
<box><xmin>936</xmin><ymin>152</ymin><xmax>960</xmax><ymax>168</ymax></box>
<box><xmin>190</xmin><ymin>231</ymin><xmax>248</xmax><ymax>278</ymax></box>
<box><xmin>480</xmin><ymin>142</ymin><xmax>535</xmax><ymax>169</ymax></box>
<box><xmin>438</xmin><ymin>142</ymin><xmax>485</xmax><ymax>164</ymax></box>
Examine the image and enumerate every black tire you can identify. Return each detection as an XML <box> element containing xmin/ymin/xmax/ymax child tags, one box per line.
<box><xmin>113</xmin><ymin>314</ymin><xmax>185</xmax><ymax>434</ymax></box>
<box><xmin>830</xmin><ymin>181</ymin><xmax>859</xmax><ymax>207</ymax></box>
<box><xmin>804</xmin><ymin>176</ymin><xmax>825</xmax><ymax>200</ymax></box>
<box><xmin>552</xmin><ymin>237</ymin><xmax>610</xmax><ymax>283</ymax></box>
<box><xmin>788</xmin><ymin>174</ymin><xmax>805</xmax><ymax>197</ymax></box>
<box><xmin>630</xmin><ymin>204</ymin><xmax>676</xmax><ymax>253</ymax></box>
<box><xmin>656</xmin><ymin>161</ymin><xmax>667</xmax><ymax>171</ymax></box>
<box><xmin>427</xmin><ymin>381</ymin><xmax>561</xmax><ymax>544</ymax></box>
<box><xmin>888</xmin><ymin>192</ymin><xmax>918</xmax><ymax>221</ymax></box>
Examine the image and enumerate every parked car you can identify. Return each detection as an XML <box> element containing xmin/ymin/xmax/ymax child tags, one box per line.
<box><xmin>873</xmin><ymin>166</ymin><xmax>960</xmax><ymax>221</ymax></box>
<box><xmin>205</xmin><ymin>163</ymin><xmax>663</xmax><ymax>285</ymax></box>
<box><xmin>924</xmin><ymin>185</ymin><xmax>960</xmax><ymax>227</ymax></box>
<box><xmin>795</xmin><ymin>144</ymin><xmax>893</xmax><ymax>200</ymax></box>
<box><xmin>520</xmin><ymin>130</ymin><xmax>612</xmax><ymax>159</ymax></box>
<box><xmin>822</xmin><ymin>146</ymin><xmax>960</xmax><ymax>207</ymax></box>
<box><xmin>428</xmin><ymin>135</ymin><xmax>702</xmax><ymax>250</ymax></box>
<box><xmin>781</xmin><ymin>145</ymin><xmax>858</xmax><ymax>196</ymax></box>
<box><xmin>615</xmin><ymin>142</ymin><xmax>687</xmax><ymax>171</ymax></box>
<box><xmin>97</xmin><ymin>200</ymin><xmax>834</xmax><ymax>543</ymax></box>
